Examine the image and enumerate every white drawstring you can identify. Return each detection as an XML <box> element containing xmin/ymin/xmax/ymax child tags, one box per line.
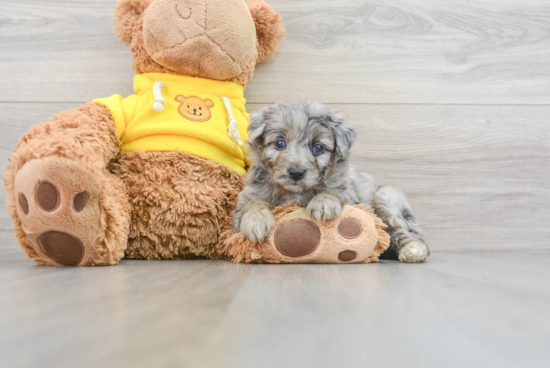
<box><xmin>152</xmin><ymin>81</ymin><xmax>166</xmax><ymax>112</ymax></box>
<box><xmin>221</xmin><ymin>96</ymin><xmax>243</xmax><ymax>146</ymax></box>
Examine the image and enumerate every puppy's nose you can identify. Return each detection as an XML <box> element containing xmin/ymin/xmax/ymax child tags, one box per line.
<box><xmin>288</xmin><ymin>168</ymin><xmax>306</xmax><ymax>181</ymax></box>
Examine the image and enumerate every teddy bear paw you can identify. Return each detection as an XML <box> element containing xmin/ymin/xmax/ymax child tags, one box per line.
<box><xmin>14</xmin><ymin>157</ymin><xmax>104</xmax><ymax>266</ymax></box>
<box><xmin>259</xmin><ymin>206</ymin><xmax>389</xmax><ymax>264</ymax></box>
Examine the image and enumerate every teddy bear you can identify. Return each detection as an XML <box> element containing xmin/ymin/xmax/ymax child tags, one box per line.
<box><xmin>4</xmin><ymin>0</ymin><xmax>286</xmax><ymax>266</ymax></box>
<box><xmin>5</xmin><ymin>0</ymin><xmax>391</xmax><ymax>267</ymax></box>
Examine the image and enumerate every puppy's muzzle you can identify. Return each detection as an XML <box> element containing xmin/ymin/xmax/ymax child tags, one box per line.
<box><xmin>288</xmin><ymin>168</ymin><xmax>307</xmax><ymax>181</ymax></box>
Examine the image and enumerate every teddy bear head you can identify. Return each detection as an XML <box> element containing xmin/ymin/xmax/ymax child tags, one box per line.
<box><xmin>114</xmin><ymin>0</ymin><xmax>285</xmax><ymax>86</ymax></box>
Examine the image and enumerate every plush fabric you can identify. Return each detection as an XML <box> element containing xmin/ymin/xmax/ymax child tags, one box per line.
<box><xmin>218</xmin><ymin>204</ymin><xmax>391</xmax><ymax>264</ymax></box>
<box><xmin>142</xmin><ymin>0</ymin><xmax>257</xmax><ymax>80</ymax></box>
<box><xmin>109</xmin><ymin>151</ymin><xmax>244</xmax><ymax>260</ymax></box>
<box><xmin>5</xmin><ymin>104</ymin><xmax>245</xmax><ymax>266</ymax></box>
<box><xmin>248</xmin><ymin>0</ymin><xmax>286</xmax><ymax>63</ymax></box>
<box><xmin>113</xmin><ymin>0</ymin><xmax>285</xmax><ymax>86</ymax></box>
<box><xmin>5</xmin><ymin>104</ymin><xmax>130</xmax><ymax>266</ymax></box>
<box><xmin>93</xmin><ymin>73</ymin><xmax>249</xmax><ymax>174</ymax></box>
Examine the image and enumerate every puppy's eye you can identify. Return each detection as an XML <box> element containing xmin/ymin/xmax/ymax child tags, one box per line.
<box><xmin>311</xmin><ymin>144</ymin><xmax>324</xmax><ymax>155</ymax></box>
<box><xmin>275</xmin><ymin>140</ymin><xmax>286</xmax><ymax>150</ymax></box>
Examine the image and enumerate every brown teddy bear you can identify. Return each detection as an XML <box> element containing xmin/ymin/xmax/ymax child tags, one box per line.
<box><xmin>5</xmin><ymin>0</ymin><xmax>390</xmax><ymax>267</ymax></box>
<box><xmin>4</xmin><ymin>0</ymin><xmax>286</xmax><ymax>266</ymax></box>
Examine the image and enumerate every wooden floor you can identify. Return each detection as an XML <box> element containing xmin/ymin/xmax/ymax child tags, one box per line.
<box><xmin>1</xmin><ymin>0</ymin><xmax>549</xmax><ymax>367</ymax></box>
<box><xmin>1</xmin><ymin>246</ymin><xmax>550</xmax><ymax>368</ymax></box>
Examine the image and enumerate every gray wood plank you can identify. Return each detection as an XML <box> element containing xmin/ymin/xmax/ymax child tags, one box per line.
<box><xmin>0</xmin><ymin>251</ymin><xmax>253</xmax><ymax>367</ymax></box>
<box><xmin>1</xmin><ymin>250</ymin><xmax>549</xmax><ymax>368</ymax></box>
<box><xmin>1</xmin><ymin>0</ymin><xmax>549</xmax><ymax>104</ymax></box>
<box><xmin>1</xmin><ymin>102</ymin><xmax>548</xmax><ymax>252</ymax></box>
<box><xmin>330</xmin><ymin>103</ymin><xmax>550</xmax><ymax>251</ymax></box>
<box><xmin>194</xmin><ymin>251</ymin><xmax>550</xmax><ymax>368</ymax></box>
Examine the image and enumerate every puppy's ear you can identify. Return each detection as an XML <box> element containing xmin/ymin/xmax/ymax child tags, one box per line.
<box><xmin>248</xmin><ymin>0</ymin><xmax>286</xmax><ymax>63</ymax></box>
<box><xmin>248</xmin><ymin>111</ymin><xmax>269</xmax><ymax>142</ymax></box>
<box><xmin>114</xmin><ymin>0</ymin><xmax>154</xmax><ymax>45</ymax></box>
<box><xmin>332</xmin><ymin>112</ymin><xmax>357</xmax><ymax>161</ymax></box>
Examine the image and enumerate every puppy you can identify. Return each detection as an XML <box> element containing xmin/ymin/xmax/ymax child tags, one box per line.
<box><xmin>232</xmin><ymin>101</ymin><xmax>429</xmax><ymax>263</ymax></box>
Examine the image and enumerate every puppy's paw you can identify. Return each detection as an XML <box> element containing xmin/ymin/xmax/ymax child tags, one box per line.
<box><xmin>399</xmin><ymin>241</ymin><xmax>429</xmax><ymax>263</ymax></box>
<box><xmin>307</xmin><ymin>193</ymin><xmax>343</xmax><ymax>222</ymax></box>
<box><xmin>240</xmin><ymin>203</ymin><xmax>276</xmax><ymax>244</ymax></box>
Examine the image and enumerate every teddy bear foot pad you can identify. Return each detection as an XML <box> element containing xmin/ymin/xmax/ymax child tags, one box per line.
<box><xmin>221</xmin><ymin>204</ymin><xmax>391</xmax><ymax>264</ymax></box>
<box><xmin>14</xmin><ymin>157</ymin><xmax>104</xmax><ymax>266</ymax></box>
<box><xmin>273</xmin><ymin>218</ymin><xmax>366</xmax><ymax>262</ymax></box>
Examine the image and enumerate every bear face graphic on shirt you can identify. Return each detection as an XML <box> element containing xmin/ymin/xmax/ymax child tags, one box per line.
<box><xmin>175</xmin><ymin>95</ymin><xmax>214</xmax><ymax>122</ymax></box>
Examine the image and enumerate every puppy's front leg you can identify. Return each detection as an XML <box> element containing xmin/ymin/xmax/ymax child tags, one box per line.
<box><xmin>239</xmin><ymin>200</ymin><xmax>276</xmax><ymax>243</ymax></box>
<box><xmin>307</xmin><ymin>193</ymin><xmax>343</xmax><ymax>222</ymax></box>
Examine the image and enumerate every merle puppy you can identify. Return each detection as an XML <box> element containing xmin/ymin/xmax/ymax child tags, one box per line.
<box><xmin>232</xmin><ymin>101</ymin><xmax>429</xmax><ymax>263</ymax></box>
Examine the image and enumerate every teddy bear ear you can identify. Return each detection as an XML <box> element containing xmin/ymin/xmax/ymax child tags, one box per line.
<box><xmin>204</xmin><ymin>99</ymin><xmax>214</xmax><ymax>108</ymax></box>
<box><xmin>175</xmin><ymin>96</ymin><xmax>187</xmax><ymax>103</ymax></box>
<box><xmin>114</xmin><ymin>0</ymin><xmax>154</xmax><ymax>45</ymax></box>
<box><xmin>248</xmin><ymin>0</ymin><xmax>286</xmax><ymax>63</ymax></box>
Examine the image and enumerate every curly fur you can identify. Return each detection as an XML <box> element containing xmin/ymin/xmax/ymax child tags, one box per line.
<box><xmin>232</xmin><ymin>101</ymin><xmax>430</xmax><ymax>263</ymax></box>
<box><xmin>109</xmin><ymin>151</ymin><xmax>244</xmax><ymax>260</ymax></box>
<box><xmin>4</xmin><ymin>104</ymin><xmax>245</xmax><ymax>265</ymax></box>
<box><xmin>4</xmin><ymin>104</ymin><xmax>130</xmax><ymax>266</ymax></box>
<box><xmin>114</xmin><ymin>0</ymin><xmax>154</xmax><ymax>45</ymax></box>
<box><xmin>248</xmin><ymin>0</ymin><xmax>286</xmax><ymax>62</ymax></box>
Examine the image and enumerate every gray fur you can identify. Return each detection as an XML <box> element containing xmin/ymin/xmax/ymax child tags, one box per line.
<box><xmin>232</xmin><ymin>101</ymin><xmax>430</xmax><ymax>262</ymax></box>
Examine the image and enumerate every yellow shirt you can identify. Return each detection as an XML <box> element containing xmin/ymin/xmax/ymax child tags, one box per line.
<box><xmin>93</xmin><ymin>73</ymin><xmax>249</xmax><ymax>174</ymax></box>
